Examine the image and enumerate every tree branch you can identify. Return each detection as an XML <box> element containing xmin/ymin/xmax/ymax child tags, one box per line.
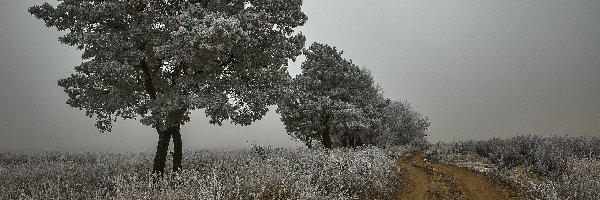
<box><xmin>139</xmin><ymin>58</ymin><xmax>157</xmax><ymax>100</ymax></box>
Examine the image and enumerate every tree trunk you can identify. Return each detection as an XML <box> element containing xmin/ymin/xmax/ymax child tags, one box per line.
<box><xmin>339</xmin><ymin>132</ymin><xmax>345</xmax><ymax>148</ymax></box>
<box><xmin>152</xmin><ymin>128</ymin><xmax>172</xmax><ymax>175</ymax></box>
<box><xmin>348</xmin><ymin>134</ymin><xmax>355</xmax><ymax>148</ymax></box>
<box><xmin>172</xmin><ymin>125</ymin><xmax>182</xmax><ymax>172</ymax></box>
<box><xmin>356</xmin><ymin>136</ymin><xmax>363</xmax><ymax>147</ymax></box>
<box><xmin>152</xmin><ymin>108</ymin><xmax>186</xmax><ymax>174</ymax></box>
<box><xmin>321</xmin><ymin>116</ymin><xmax>332</xmax><ymax>149</ymax></box>
<box><xmin>321</xmin><ymin>127</ymin><xmax>332</xmax><ymax>149</ymax></box>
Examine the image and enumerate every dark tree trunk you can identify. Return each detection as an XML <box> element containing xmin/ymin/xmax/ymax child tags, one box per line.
<box><xmin>348</xmin><ymin>134</ymin><xmax>355</xmax><ymax>148</ymax></box>
<box><xmin>356</xmin><ymin>136</ymin><xmax>363</xmax><ymax>147</ymax></box>
<box><xmin>321</xmin><ymin>116</ymin><xmax>332</xmax><ymax>149</ymax></box>
<box><xmin>172</xmin><ymin>125</ymin><xmax>182</xmax><ymax>172</ymax></box>
<box><xmin>152</xmin><ymin>128</ymin><xmax>172</xmax><ymax>175</ymax></box>
<box><xmin>341</xmin><ymin>135</ymin><xmax>346</xmax><ymax>148</ymax></box>
<box><xmin>152</xmin><ymin>125</ymin><xmax>183</xmax><ymax>174</ymax></box>
<box><xmin>321</xmin><ymin>127</ymin><xmax>332</xmax><ymax>149</ymax></box>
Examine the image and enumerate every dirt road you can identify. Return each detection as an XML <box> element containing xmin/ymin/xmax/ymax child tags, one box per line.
<box><xmin>396</xmin><ymin>152</ymin><xmax>521</xmax><ymax>200</ymax></box>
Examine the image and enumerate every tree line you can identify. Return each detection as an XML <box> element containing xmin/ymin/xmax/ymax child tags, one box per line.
<box><xmin>277</xmin><ymin>43</ymin><xmax>429</xmax><ymax>149</ymax></box>
<box><xmin>29</xmin><ymin>0</ymin><xmax>428</xmax><ymax>174</ymax></box>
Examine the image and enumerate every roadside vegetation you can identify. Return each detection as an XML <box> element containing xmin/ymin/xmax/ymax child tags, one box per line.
<box><xmin>428</xmin><ymin>135</ymin><xmax>600</xmax><ymax>199</ymax></box>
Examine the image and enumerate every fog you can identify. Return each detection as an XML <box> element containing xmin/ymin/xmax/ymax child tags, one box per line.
<box><xmin>1</xmin><ymin>0</ymin><xmax>598</xmax><ymax>151</ymax></box>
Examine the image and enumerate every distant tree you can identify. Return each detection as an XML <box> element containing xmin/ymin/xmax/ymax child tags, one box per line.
<box><xmin>376</xmin><ymin>100</ymin><xmax>430</xmax><ymax>147</ymax></box>
<box><xmin>29</xmin><ymin>0</ymin><xmax>307</xmax><ymax>174</ymax></box>
<box><xmin>332</xmin><ymin>93</ymin><xmax>389</xmax><ymax>148</ymax></box>
<box><xmin>277</xmin><ymin>43</ymin><xmax>382</xmax><ymax>148</ymax></box>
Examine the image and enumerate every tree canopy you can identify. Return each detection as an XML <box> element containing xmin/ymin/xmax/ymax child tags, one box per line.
<box><xmin>376</xmin><ymin>100</ymin><xmax>430</xmax><ymax>147</ymax></box>
<box><xmin>277</xmin><ymin>43</ymin><xmax>430</xmax><ymax>149</ymax></box>
<box><xmin>30</xmin><ymin>0</ymin><xmax>307</xmax><ymax>132</ymax></box>
<box><xmin>277</xmin><ymin>42</ymin><xmax>385</xmax><ymax>148</ymax></box>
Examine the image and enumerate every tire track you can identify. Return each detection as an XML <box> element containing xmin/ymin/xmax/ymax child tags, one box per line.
<box><xmin>396</xmin><ymin>152</ymin><xmax>520</xmax><ymax>200</ymax></box>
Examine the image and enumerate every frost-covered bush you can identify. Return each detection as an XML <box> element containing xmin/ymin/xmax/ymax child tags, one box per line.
<box><xmin>522</xmin><ymin>157</ymin><xmax>600</xmax><ymax>200</ymax></box>
<box><xmin>375</xmin><ymin>100</ymin><xmax>430</xmax><ymax>148</ymax></box>
<box><xmin>0</xmin><ymin>147</ymin><xmax>401</xmax><ymax>199</ymax></box>
<box><xmin>431</xmin><ymin>135</ymin><xmax>600</xmax><ymax>178</ymax></box>
<box><xmin>429</xmin><ymin>135</ymin><xmax>600</xmax><ymax>200</ymax></box>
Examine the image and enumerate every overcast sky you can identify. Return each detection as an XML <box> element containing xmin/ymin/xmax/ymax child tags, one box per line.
<box><xmin>1</xmin><ymin>0</ymin><xmax>599</xmax><ymax>151</ymax></box>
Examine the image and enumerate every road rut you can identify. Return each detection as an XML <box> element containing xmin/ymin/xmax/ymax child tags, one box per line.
<box><xmin>396</xmin><ymin>152</ymin><xmax>521</xmax><ymax>200</ymax></box>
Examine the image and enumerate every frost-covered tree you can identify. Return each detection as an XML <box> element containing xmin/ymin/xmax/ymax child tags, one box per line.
<box><xmin>333</xmin><ymin>93</ymin><xmax>388</xmax><ymax>148</ymax></box>
<box><xmin>376</xmin><ymin>100</ymin><xmax>430</xmax><ymax>147</ymax></box>
<box><xmin>277</xmin><ymin>43</ymin><xmax>382</xmax><ymax>148</ymax></box>
<box><xmin>29</xmin><ymin>0</ymin><xmax>307</xmax><ymax>174</ymax></box>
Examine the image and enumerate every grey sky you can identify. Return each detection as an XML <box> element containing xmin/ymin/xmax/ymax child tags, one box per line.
<box><xmin>1</xmin><ymin>0</ymin><xmax>599</xmax><ymax>151</ymax></box>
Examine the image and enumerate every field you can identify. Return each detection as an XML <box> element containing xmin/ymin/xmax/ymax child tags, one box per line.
<box><xmin>2</xmin><ymin>135</ymin><xmax>599</xmax><ymax>199</ymax></box>
<box><xmin>0</xmin><ymin>147</ymin><xmax>401</xmax><ymax>199</ymax></box>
